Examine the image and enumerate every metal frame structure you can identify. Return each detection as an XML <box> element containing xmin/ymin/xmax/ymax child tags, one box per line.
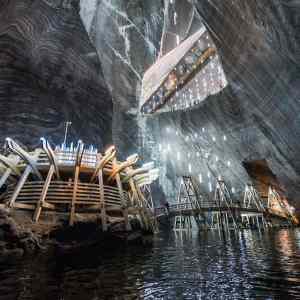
<box><xmin>173</xmin><ymin>176</ymin><xmax>205</xmax><ymax>231</ymax></box>
<box><xmin>211</xmin><ymin>179</ymin><xmax>239</xmax><ymax>231</ymax></box>
<box><xmin>241</xmin><ymin>183</ymin><xmax>268</xmax><ymax>229</ymax></box>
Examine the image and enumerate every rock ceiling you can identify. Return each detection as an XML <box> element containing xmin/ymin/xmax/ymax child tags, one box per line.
<box><xmin>0</xmin><ymin>0</ymin><xmax>299</xmax><ymax>208</ymax></box>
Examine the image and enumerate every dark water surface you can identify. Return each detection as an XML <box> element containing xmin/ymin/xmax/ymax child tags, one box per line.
<box><xmin>0</xmin><ymin>228</ymin><xmax>300</xmax><ymax>299</ymax></box>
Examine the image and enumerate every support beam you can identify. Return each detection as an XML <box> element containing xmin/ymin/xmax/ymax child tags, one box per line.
<box><xmin>90</xmin><ymin>146</ymin><xmax>116</xmax><ymax>183</ymax></box>
<box><xmin>41</xmin><ymin>138</ymin><xmax>60</xmax><ymax>179</ymax></box>
<box><xmin>8</xmin><ymin>165</ymin><xmax>32</xmax><ymax>208</ymax></box>
<box><xmin>98</xmin><ymin>169</ymin><xmax>107</xmax><ymax>231</ymax></box>
<box><xmin>0</xmin><ymin>168</ymin><xmax>12</xmax><ymax>189</ymax></box>
<box><xmin>70</xmin><ymin>165</ymin><xmax>80</xmax><ymax>226</ymax></box>
<box><xmin>0</xmin><ymin>154</ymin><xmax>20</xmax><ymax>176</ymax></box>
<box><xmin>113</xmin><ymin>158</ymin><xmax>131</xmax><ymax>231</ymax></box>
<box><xmin>6</xmin><ymin>138</ymin><xmax>43</xmax><ymax>180</ymax></box>
<box><xmin>33</xmin><ymin>164</ymin><xmax>55</xmax><ymax>222</ymax></box>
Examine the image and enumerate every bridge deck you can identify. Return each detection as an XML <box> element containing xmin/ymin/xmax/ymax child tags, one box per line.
<box><xmin>154</xmin><ymin>203</ymin><xmax>289</xmax><ymax>221</ymax></box>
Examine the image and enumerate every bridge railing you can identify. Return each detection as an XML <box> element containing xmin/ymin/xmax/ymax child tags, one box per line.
<box><xmin>154</xmin><ymin>200</ymin><xmax>267</xmax><ymax>216</ymax></box>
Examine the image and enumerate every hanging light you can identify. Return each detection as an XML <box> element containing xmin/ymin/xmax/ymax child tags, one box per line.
<box><xmin>199</xmin><ymin>173</ymin><xmax>202</xmax><ymax>183</ymax></box>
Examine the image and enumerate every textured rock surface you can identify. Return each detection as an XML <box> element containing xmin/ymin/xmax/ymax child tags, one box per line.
<box><xmin>80</xmin><ymin>0</ymin><xmax>163</xmax><ymax>157</ymax></box>
<box><xmin>80</xmin><ymin>0</ymin><xmax>300</xmax><ymax>207</ymax></box>
<box><xmin>0</xmin><ymin>208</ymin><xmax>43</xmax><ymax>260</ymax></box>
<box><xmin>1</xmin><ymin>0</ymin><xmax>300</xmax><ymax>208</ymax></box>
<box><xmin>0</xmin><ymin>0</ymin><xmax>113</xmax><ymax>149</ymax></box>
<box><xmin>154</xmin><ymin>0</ymin><xmax>300</xmax><ymax>207</ymax></box>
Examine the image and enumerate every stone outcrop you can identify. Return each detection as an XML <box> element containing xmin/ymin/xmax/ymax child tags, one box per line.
<box><xmin>0</xmin><ymin>209</ymin><xmax>43</xmax><ymax>261</ymax></box>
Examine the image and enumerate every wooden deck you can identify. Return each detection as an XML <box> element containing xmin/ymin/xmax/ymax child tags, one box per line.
<box><xmin>0</xmin><ymin>138</ymin><xmax>159</xmax><ymax>233</ymax></box>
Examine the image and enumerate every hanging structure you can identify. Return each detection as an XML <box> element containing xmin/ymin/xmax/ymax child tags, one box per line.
<box><xmin>140</xmin><ymin>1</ymin><xmax>227</xmax><ymax>115</ymax></box>
<box><xmin>0</xmin><ymin>138</ymin><xmax>159</xmax><ymax>233</ymax></box>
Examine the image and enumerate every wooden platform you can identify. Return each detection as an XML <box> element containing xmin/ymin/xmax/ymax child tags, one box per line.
<box><xmin>0</xmin><ymin>138</ymin><xmax>159</xmax><ymax>233</ymax></box>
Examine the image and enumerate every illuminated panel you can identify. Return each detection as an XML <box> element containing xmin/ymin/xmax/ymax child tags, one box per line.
<box><xmin>141</xmin><ymin>28</ymin><xmax>212</xmax><ymax>114</ymax></box>
<box><xmin>140</xmin><ymin>26</ymin><xmax>227</xmax><ymax>115</ymax></box>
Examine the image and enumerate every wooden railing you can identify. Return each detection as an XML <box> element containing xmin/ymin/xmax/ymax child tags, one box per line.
<box><xmin>4</xmin><ymin>181</ymin><xmax>129</xmax><ymax>208</ymax></box>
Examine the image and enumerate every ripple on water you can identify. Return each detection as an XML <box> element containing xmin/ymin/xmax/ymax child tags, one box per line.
<box><xmin>0</xmin><ymin>228</ymin><xmax>299</xmax><ymax>299</ymax></box>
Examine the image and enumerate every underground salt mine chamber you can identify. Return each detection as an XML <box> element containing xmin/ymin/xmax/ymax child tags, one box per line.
<box><xmin>0</xmin><ymin>0</ymin><xmax>300</xmax><ymax>299</ymax></box>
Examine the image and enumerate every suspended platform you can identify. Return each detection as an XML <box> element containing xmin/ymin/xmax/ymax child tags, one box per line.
<box><xmin>140</xmin><ymin>27</ymin><xmax>217</xmax><ymax>114</ymax></box>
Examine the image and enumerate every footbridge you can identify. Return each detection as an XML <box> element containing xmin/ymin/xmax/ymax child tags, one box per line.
<box><xmin>155</xmin><ymin>176</ymin><xmax>298</xmax><ymax>231</ymax></box>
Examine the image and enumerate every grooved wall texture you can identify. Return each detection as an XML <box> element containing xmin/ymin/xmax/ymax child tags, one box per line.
<box><xmin>0</xmin><ymin>0</ymin><xmax>112</xmax><ymax>149</ymax></box>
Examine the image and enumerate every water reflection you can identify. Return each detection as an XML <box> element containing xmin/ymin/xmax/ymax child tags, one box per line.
<box><xmin>0</xmin><ymin>228</ymin><xmax>299</xmax><ymax>299</ymax></box>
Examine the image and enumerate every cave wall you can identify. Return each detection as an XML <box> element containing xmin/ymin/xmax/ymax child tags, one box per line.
<box><xmin>0</xmin><ymin>0</ymin><xmax>113</xmax><ymax>149</ymax></box>
<box><xmin>80</xmin><ymin>0</ymin><xmax>163</xmax><ymax>158</ymax></box>
<box><xmin>154</xmin><ymin>0</ymin><xmax>300</xmax><ymax>206</ymax></box>
<box><xmin>78</xmin><ymin>0</ymin><xmax>300</xmax><ymax>207</ymax></box>
<box><xmin>1</xmin><ymin>0</ymin><xmax>299</xmax><ymax>207</ymax></box>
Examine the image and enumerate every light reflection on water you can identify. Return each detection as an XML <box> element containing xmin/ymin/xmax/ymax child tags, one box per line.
<box><xmin>0</xmin><ymin>228</ymin><xmax>299</xmax><ymax>299</ymax></box>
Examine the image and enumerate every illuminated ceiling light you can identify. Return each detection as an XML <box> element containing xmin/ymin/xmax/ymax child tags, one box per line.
<box><xmin>199</xmin><ymin>173</ymin><xmax>202</xmax><ymax>183</ymax></box>
<box><xmin>188</xmin><ymin>163</ymin><xmax>192</xmax><ymax>173</ymax></box>
<box><xmin>176</xmin><ymin>34</ymin><xmax>180</xmax><ymax>46</ymax></box>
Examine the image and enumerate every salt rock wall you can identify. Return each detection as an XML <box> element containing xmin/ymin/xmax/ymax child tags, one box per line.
<box><xmin>80</xmin><ymin>0</ymin><xmax>163</xmax><ymax>158</ymax></box>
<box><xmin>155</xmin><ymin>0</ymin><xmax>300</xmax><ymax>206</ymax></box>
<box><xmin>79</xmin><ymin>0</ymin><xmax>300</xmax><ymax>207</ymax></box>
<box><xmin>0</xmin><ymin>0</ymin><xmax>113</xmax><ymax>149</ymax></box>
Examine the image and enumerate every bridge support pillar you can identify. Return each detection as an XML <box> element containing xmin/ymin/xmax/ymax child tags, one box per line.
<box><xmin>174</xmin><ymin>215</ymin><xmax>192</xmax><ymax>231</ymax></box>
